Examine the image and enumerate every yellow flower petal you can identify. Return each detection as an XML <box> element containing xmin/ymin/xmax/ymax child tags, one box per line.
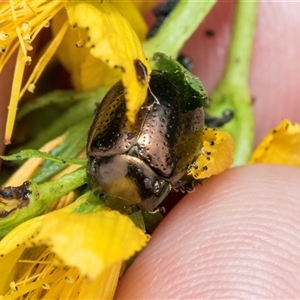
<box><xmin>1</xmin><ymin>195</ymin><xmax>148</xmax><ymax>281</ymax></box>
<box><xmin>0</xmin><ymin>194</ymin><xmax>148</xmax><ymax>298</ymax></box>
<box><xmin>77</xmin><ymin>262</ymin><xmax>122</xmax><ymax>300</ymax></box>
<box><xmin>52</xmin><ymin>10</ymin><xmax>121</xmax><ymax>91</ymax></box>
<box><xmin>53</xmin><ymin>2</ymin><xmax>148</xmax><ymax>92</ymax></box>
<box><xmin>37</xmin><ymin>210</ymin><xmax>149</xmax><ymax>280</ymax></box>
<box><xmin>0</xmin><ymin>194</ymin><xmax>88</xmax><ymax>257</ymax></box>
<box><xmin>250</xmin><ymin>119</ymin><xmax>300</xmax><ymax>165</ymax></box>
<box><xmin>112</xmin><ymin>1</ymin><xmax>148</xmax><ymax>41</ymax></box>
<box><xmin>188</xmin><ymin>128</ymin><xmax>235</xmax><ymax>179</ymax></box>
<box><xmin>65</xmin><ymin>1</ymin><xmax>151</xmax><ymax>123</ymax></box>
<box><xmin>0</xmin><ymin>212</ymin><xmax>43</xmax><ymax>295</ymax></box>
<box><xmin>0</xmin><ymin>248</ymin><xmax>24</xmax><ymax>294</ymax></box>
<box><xmin>131</xmin><ymin>1</ymin><xmax>157</xmax><ymax>15</ymax></box>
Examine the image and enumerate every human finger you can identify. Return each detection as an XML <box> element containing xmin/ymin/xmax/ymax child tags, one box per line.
<box><xmin>115</xmin><ymin>164</ymin><xmax>300</xmax><ymax>298</ymax></box>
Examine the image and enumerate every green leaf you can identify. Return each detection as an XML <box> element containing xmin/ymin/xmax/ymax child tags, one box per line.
<box><xmin>1</xmin><ymin>149</ymin><xmax>87</xmax><ymax>166</ymax></box>
<box><xmin>12</xmin><ymin>87</ymin><xmax>107</xmax><ymax>152</ymax></box>
<box><xmin>72</xmin><ymin>192</ymin><xmax>103</xmax><ymax>214</ymax></box>
<box><xmin>152</xmin><ymin>52</ymin><xmax>209</xmax><ymax>107</ymax></box>
<box><xmin>32</xmin><ymin>118</ymin><xmax>90</xmax><ymax>183</ymax></box>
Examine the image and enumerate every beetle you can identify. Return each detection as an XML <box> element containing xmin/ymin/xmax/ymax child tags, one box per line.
<box><xmin>86</xmin><ymin>70</ymin><xmax>204</xmax><ymax>212</ymax></box>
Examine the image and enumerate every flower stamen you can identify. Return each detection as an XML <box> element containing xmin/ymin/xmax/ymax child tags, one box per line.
<box><xmin>0</xmin><ymin>43</ymin><xmax>6</xmax><ymax>53</ymax></box>
<box><xmin>1</xmin><ymin>0</ymin><xmax>65</xmax><ymax>144</ymax></box>
<box><xmin>0</xmin><ymin>31</ymin><xmax>9</xmax><ymax>41</ymax></box>
<box><xmin>20</xmin><ymin>19</ymin><xmax>69</xmax><ymax>98</ymax></box>
<box><xmin>26</xmin><ymin>2</ymin><xmax>38</xmax><ymax>17</ymax></box>
<box><xmin>2</xmin><ymin>246</ymin><xmax>105</xmax><ymax>299</ymax></box>
<box><xmin>9</xmin><ymin>0</ymin><xmax>28</xmax><ymax>59</ymax></box>
<box><xmin>4</xmin><ymin>46</ymin><xmax>26</xmax><ymax>145</ymax></box>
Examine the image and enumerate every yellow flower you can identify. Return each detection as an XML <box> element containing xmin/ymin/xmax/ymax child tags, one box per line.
<box><xmin>0</xmin><ymin>0</ymin><xmax>151</xmax><ymax>144</ymax></box>
<box><xmin>0</xmin><ymin>4</ymin><xmax>153</xmax><ymax>296</ymax></box>
<box><xmin>0</xmin><ymin>2</ymin><xmax>237</xmax><ymax>299</ymax></box>
<box><xmin>250</xmin><ymin>119</ymin><xmax>300</xmax><ymax>165</ymax></box>
<box><xmin>188</xmin><ymin>128</ymin><xmax>235</xmax><ymax>179</ymax></box>
<box><xmin>0</xmin><ymin>194</ymin><xmax>149</xmax><ymax>299</ymax></box>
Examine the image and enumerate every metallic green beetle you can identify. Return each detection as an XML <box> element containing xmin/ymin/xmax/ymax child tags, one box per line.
<box><xmin>86</xmin><ymin>70</ymin><xmax>204</xmax><ymax>211</ymax></box>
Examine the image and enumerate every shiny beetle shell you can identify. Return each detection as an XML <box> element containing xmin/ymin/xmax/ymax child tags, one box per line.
<box><xmin>87</xmin><ymin>70</ymin><xmax>204</xmax><ymax>211</ymax></box>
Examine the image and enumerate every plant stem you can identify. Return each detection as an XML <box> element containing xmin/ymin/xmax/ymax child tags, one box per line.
<box><xmin>222</xmin><ymin>1</ymin><xmax>258</xmax><ymax>87</ymax></box>
<box><xmin>208</xmin><ymin>0</ymin><xmax>259</xmax><ymax>166</ymax></box>
<box><xmin>0</xmin><ymin>167</ymin><xmax>87</xmax><ymax>238</ymax></box>
<box><xmin>144</xmin><ymin>0</ymin><xmax>216</xmax><ymax>59</ymax></box>
<box><xmin>38</xmin><ymin>167</ymin><xmax>87</xmax><ymax>204</ymax></box>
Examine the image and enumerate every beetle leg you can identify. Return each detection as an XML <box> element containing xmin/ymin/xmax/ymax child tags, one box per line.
<box><xmin>171</xmin><ymin>175</ymin><xmax>198</xmax><ymax>194</ymax></box>
<box><xmin>148</xmin><ymin>205</ymin><xmax>166</xmax><ymax>215</ymax></box>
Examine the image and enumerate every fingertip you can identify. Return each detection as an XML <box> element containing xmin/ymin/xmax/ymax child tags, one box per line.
<box><xmin>115</xmin><ymin>165</ymin><xmax>300</xmax><ymax>298</ymax></box>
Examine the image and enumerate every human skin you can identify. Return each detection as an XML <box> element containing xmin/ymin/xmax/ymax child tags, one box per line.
<box><xmin>115</xmin><ymin>2</ymin><xmax>300</xmax><ymax>299</ymax></box>
<box><xmin>0</xmin><ymin>59</ymin><xmax>13</xmax><ymax>155</ymax></box>
<box><xmin>1</xmin><ymin>1</ymin><xmax>300</xmax><ymax>298</ymax></box>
